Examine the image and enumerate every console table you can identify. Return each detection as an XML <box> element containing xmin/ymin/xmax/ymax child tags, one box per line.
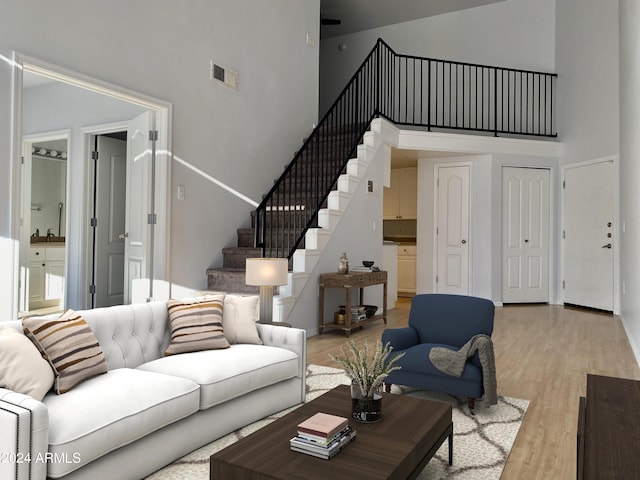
<box><xmin>318</xmin><ymin>271</ymin><xmax>387</xmax><ymax>337</ymax></box>
<box><xmin>577</xmin><ymin>374</ymin><xmax>640</xmax><ymax>479</ymax></box>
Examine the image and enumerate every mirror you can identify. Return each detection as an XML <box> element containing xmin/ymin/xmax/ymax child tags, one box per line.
<box><xmin>20</xmin><ymin>136</ymin><xmax>68</xmax><ymax>317</ymax></box>
<box><xmin>29</xmin><ymin>139</ymin><xmax>67</xmax><ymax>241</ymax></box>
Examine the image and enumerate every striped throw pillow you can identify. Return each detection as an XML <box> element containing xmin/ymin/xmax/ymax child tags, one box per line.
<box><xmin>165</xmin><ymin>298</ymin><xmax>230</xmax><ymax>355</ymax></box>
<box><xmin>22</xmin><ymin>310</ymin><xmax>108</xmax><ymax>394</ymax></box>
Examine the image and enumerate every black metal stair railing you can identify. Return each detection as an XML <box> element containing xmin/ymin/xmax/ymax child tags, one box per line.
<box><xmin>254</xmin><ymin>39</ymin><xmax>558</xmax><ymax>259</ymax></box>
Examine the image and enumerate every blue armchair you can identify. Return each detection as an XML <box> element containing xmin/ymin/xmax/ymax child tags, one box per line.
<box><xmin>382</xmin><ymin>294</ymin><xmax>495</xmax><ymax>412</ymax></box>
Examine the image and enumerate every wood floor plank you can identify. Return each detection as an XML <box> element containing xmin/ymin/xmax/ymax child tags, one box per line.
<box><xmin>306</xmin><ymin>299</ymin><xmax>640</xmax><ymax>480</ymax></box>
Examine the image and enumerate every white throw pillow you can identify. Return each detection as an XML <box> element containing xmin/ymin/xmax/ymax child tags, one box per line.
<box><xmin>222</xmin><ymin>295</ymin><xmax>263</xmax><ymax>345</ymax></box>
<box><xmin>0</xmin><ymin>325</ymin><xmax>54</xmax><ymax>401</ymax></box>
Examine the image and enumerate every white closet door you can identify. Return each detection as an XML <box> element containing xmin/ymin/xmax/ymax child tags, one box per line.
<box><xmin>502</xmin><ymin>167</ymin><xmax>550</xmax><ymax>303</ymax></box>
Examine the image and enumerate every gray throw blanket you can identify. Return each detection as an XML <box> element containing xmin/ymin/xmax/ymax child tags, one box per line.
<box><xmin>428</xmin><ymin>334</ymin><xmax>498</xmax><ymax>406</ymax></box>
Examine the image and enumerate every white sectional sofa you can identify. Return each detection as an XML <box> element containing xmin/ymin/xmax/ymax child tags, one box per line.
<box><xmin>0</xmin><ymin>298</ymin><xmax>306</xmax><ymax>480</ymax></box>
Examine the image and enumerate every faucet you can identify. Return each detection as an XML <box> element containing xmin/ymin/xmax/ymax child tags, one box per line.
<box><xmin>46</xmin><ymin>228</ymin><xmax>55</xmax><ymax>241</ymax></box>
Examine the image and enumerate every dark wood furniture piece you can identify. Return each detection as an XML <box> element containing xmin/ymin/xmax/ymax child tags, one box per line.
<box><xmin>210</xmin><ymin>384</ymin><xmax>453</xmax><ymax>480</ymax></box>
<box><xmin>318</xmin><ymin>271</ymin><xmax>387</xmax><ymax>337</ymax></box>
<box><xmin>577</xmin><ymin>374</ymin><xmax>640</xmax><ymax>480</ymax></box>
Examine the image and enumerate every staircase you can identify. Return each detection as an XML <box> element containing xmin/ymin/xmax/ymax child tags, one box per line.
<box><xmin>206</xmin><ymin>126</ymin><xmax>371</xmax><ymax>301</ymax></box>
<box><xmin>205</xmin><ymin>38</ymin><xmax>558</xmax><ymax>323</ymax></box>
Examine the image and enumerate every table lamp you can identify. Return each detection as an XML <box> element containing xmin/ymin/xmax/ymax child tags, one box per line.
<box><xmin>245</xmin><ymin>258</ymin><xmax>289</xmax><ymax>324</ymax></box>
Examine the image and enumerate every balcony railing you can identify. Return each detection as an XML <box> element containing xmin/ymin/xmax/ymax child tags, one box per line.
<box><xmin>255</xmin><ymin>39</ymin><xmax>557</xmax><ymax>259</ymax></box>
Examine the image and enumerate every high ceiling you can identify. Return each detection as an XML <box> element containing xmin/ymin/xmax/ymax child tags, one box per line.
<box><xmin>320</xmin><ymin>0</ymin><xmax>504</xmax><ymax>38</ymax></box>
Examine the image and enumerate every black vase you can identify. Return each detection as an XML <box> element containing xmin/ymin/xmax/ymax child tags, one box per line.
<box><xmin>351</xmin><ymin>384</ymin><xmax>382</xmax><ymax>423</ymax></box>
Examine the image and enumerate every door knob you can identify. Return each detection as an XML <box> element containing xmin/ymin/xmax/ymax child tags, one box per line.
<box><xmin>461</xmin><ymin>239</ymin><xmax>467</xmax><ymax>244</ymax></box>
<box><xmin>602</xmin><ymin>243</ymin><xmax>612</xmax><ymax>249</ymax></box>
<box><xmin>118</xmin><ymin>233</ymin><xmax>129</xmax><ymax>239</ymax></box>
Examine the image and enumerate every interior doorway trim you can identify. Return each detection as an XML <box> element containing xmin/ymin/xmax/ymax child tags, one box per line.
<box><xmin>11</xmin><ymin>53</ymin><xmax>172</xmax><ymax>315</ymax></box>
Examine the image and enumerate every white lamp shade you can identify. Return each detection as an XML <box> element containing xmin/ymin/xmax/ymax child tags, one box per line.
<box><xmin>245</xmin><ymin>258</ymin><xmax>288</xmax><ymax>286</ymax></box>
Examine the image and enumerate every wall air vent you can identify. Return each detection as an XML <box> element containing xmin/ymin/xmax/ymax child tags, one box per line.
<box><xmin>211</xmin><ymin>61</ymin><xmax>239</xmax><ymax>90</ymax></box>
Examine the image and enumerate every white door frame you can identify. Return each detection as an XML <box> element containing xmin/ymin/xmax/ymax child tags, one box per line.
<box><xmin>10</xmin><ymin>54</ymin><xmax>172</xmax><ymax>315</ymax></box>
<box><xmin>561</xmin><ymin>156</ymin><xmax>619</xmax><ymax>314</ymax></box>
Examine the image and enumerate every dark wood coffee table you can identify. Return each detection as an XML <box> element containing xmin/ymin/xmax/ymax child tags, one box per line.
<box><xmin>210</xmin><ymin>384</ymin><xmax>453</xmax><ymax>479</ymax></box>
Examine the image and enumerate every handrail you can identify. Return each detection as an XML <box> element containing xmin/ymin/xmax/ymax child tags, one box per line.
<box><xmin>254</xmin><ymin>38</ymin><xmax>557</xmax><ymax>259</ymax></box>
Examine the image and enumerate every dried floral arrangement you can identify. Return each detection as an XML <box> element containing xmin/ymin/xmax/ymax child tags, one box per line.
<box><xmin>330</xmin><ymin>340</ymin><xmax>405</xmax><ymax>398</ymax></box>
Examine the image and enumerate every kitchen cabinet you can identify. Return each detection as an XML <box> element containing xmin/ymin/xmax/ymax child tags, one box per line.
<box><xmin>397</xmin><ymin>244</ymin><xmax>416</xmax><ymax>295</ymax></box>
<box><xmin>29</xmin><ymin>245</ymin><xmax>65</xmax><ymax>309</ymax></box>
<box><xmin>384</xmin><ymin>167</ymin><xmax>418</xmax><ymax>220</ymax></box>
<box><xmin>382</xmin><ymin>243</ymin><xmax>398</xmax><ymax>309</ymax></box>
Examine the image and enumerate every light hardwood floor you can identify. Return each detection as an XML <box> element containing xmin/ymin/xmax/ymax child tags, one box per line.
<box><xmin>307</xmin><ymin>298</ymin><xmax>640</xmax><ymax>480</ymax></box>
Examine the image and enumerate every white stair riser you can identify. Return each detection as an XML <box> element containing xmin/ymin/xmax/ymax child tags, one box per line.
<box><xmin>305</xmin><ymin>229</ymin><xmax>331</xmax><ymax>250</ymax></box>
<box><xmin>328</xmin><ymin>191</ymin><xmax>351</xmax><ymax>211</ymax></box>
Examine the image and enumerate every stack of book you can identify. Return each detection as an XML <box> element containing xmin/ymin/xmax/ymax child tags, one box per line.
<box><xmin>350</xmin><ymin>266</ymin><xmax>372</xmax><ymax>272</ymax></box>
<box><xmin>290</xmin><ymin>412</ymin><xmax>356</xmax><ymax>459</ymax></box>
<box><xmin>350</xmin><ymin>305</ymin><xmax>366</xmax><ymax>323</ymax></box>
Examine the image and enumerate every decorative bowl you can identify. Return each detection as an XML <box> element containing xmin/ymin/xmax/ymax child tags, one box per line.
<box><xmin>362</xmin><ymin>260</ymin><xmax>374</xmax><ymax>268</ymax></box>
<box><xmin>362</xmin><ymin>305</ymin><xmax>378</xmax><ymax>318</ymax></box>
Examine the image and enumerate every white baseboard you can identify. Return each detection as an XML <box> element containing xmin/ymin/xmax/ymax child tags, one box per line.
<box><xmin>619</xmin><ymin>312</ymin><xmax>640</xmax><ymax>368</ymax></box>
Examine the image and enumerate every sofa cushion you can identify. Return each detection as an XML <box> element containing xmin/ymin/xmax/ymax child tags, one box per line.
<box><xmin>222</xmin><ymin>294</ymin><xmax>262</xmax><ymax>345</ymax></box>
<box><xmin>43</xmin><ymin>368</ymin><xmax>200</xmax><ymax>478</ymax></box>
<box><xmin>0</xmin><ymin>325</ymin><xmax>54</xmax><ymax>401</ymax></box>
<box><xmin>393</xmin><ymin>343</ymin><xmax>483</xmax><ymax>383</ymax></box>
<box><xmin>137</xmin><ymin>344</ymin><xmax>299</xmax><ymax>409</ymax></box>
<box><xmin>165</xmin><ymin>297</ymin><xmax>230</xmax><ymax>355</ymax></box>
<box><xmin>22</xmin><ymin>309</ymin><xmax>108</xmax><ymax>394</ymax></box>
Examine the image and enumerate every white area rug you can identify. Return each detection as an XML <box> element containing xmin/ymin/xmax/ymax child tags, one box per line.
<box><xmin>146</xmin><ymin>365</ymin><xmax>528</xmax><ymax>479</ymax></box>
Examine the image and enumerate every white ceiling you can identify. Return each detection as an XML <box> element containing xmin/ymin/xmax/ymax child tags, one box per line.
<box><xmin>320</xmin><ymin>0</ymin><xmax>505</xmax><ymax>38</ymax></box>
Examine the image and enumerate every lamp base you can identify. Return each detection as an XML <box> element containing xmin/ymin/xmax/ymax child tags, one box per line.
<box><xmin>259</xmin><ymin>285</ymin><xmax>274</xmax><ymax>324</ymax></box>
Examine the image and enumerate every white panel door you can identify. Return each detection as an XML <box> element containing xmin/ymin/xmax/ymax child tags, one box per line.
<box><xmin>436</xmin><ymin>165</ymin><xmax>470</xmax><ymax>295</ymax></box>
<box><xmin>95</xmin><ymin>136</ymin><xmax>126</xmax><ymax>307</ymax></box>
<box><xmin>124</xmin><ymin>112</ymin><xmax>152</xmax><ymax>304</ymax></box>
<box><xmin>563</xmin><ymin>160</ymin><xmax>614</xmax><ymax>311</ymax></box>
<box><xmin>502</xmin><ymin>167</ymin><xmax>550</xmax><ymax>303</ymax></box>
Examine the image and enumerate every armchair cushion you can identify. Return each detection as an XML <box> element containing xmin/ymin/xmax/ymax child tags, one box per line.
<box><xmin>393</xmin><ymin>343</ymin><xmax>482</xmax><ymax>384</ymax></box>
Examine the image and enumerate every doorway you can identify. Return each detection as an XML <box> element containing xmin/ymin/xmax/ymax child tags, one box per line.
<box><xmin>13</xmin><ymin>57</ymin><xmax>171</xmax><ymax>316</ymax></box>
<box><xmin>91</xmin><ymin>133</ymin><xmax>127</xmax><ymax>308</ymax></box>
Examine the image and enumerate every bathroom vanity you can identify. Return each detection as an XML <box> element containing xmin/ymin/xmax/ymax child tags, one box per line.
<box><xmin>28</xmin><ymin>242</ymin><xmax>65</xmax><ymax>311</ymax></box>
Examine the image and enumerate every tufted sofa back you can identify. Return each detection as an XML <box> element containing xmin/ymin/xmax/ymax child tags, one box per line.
<box><xmin>5</xmin><ymin>302</ymin><xmax>171</xmax><ymax>370</ymax></box>
<box><xmin>77</xmin><ymin>302</ymin><xmax>171</xmax><ymax>369</ymax></box>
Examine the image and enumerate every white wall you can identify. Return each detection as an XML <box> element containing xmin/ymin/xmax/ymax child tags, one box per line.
<box><xmin>0</xmin><ymin>0</ymin><xmax>320</xmax><ymax>320</ymax></box>
<box><xmin>556</xmin><ymin>0</ymin><xmax>619</xmax><ymax>165</ymax></box>
<box><xmin>319</xmin><ymin>0</ymin><xmax>556</xmax><ymax>114</ymax></box>
<box><xmin>619</xmin><ymin>0</ymin><xmax>640</xmax><ymax>363</ymax></box>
